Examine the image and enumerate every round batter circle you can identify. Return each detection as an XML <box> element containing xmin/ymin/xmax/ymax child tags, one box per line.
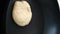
<box><xmin>12</xmin><ymin>1</ymin><xmax>32</xmax><ymax>26</ymax></box>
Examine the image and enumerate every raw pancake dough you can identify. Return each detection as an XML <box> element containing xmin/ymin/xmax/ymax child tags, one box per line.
<box><xmin>12</xmin><ymin>1</ymin><xmax>32</xmax><ymax>26</ymax></box>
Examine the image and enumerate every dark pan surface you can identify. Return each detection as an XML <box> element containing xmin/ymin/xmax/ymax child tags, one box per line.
<box><xmin>6</xmin><ymin>0</ymin><xmax>44</xmax><ymax>34</ymax></box>
<box><xmin>6</xmin><ymin>0</ymin><xmax>60</xmax><ymax>34</ymax></box>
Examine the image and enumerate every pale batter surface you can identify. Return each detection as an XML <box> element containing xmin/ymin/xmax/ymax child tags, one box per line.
<box><xmin>12</xmin><ymin>1</ymin><xmax>32</xmax><ymax>26</ymax></box>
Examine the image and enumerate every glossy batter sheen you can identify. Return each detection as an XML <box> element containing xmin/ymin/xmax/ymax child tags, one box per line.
<box><xmin>12</xmin><ymin>1</ymin><xmax>32</xmax><ymax>26</ymax></box>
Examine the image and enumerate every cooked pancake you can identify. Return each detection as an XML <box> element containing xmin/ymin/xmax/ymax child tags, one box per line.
<box><xmin>12</xmin><ymin>1</ymin><xmax>32</xmax><ymax>26</ymax></box>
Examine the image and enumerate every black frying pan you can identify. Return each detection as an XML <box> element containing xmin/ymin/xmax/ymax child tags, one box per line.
<box><xmin>5</xmin><ymin>0</ymin><xmax>60</xmax><ymax>34</ymax></box>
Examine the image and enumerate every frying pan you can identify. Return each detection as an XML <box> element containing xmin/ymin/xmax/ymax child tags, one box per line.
<box><xmin>5</xmin><ymin>0</ymin><xmax>60</xmax><ymax>34</ymax></box>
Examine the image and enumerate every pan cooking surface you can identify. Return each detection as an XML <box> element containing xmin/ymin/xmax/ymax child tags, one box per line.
<box><xmin>6</xmin><ymin>0</ymin><xmax>44</xmax><ymax>34</ymax></box>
